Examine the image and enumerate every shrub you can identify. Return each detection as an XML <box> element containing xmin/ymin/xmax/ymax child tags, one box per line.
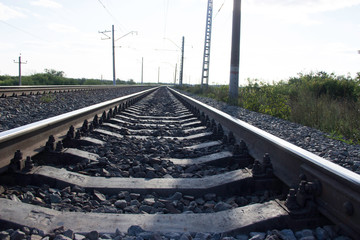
<box><xmin>177</xmin><ymin>72</ymin><xmax>360</xmax><ymax>144</ymax></box>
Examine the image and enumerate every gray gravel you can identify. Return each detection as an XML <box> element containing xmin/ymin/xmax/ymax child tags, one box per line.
<box><xmin>0</xmin><ymin>225</ymin><xmax>352</xmax><ymax>240</ymax></box>
<box><xmin>2</xmin><ymin>86</ymin><xmax>358</xmax><ymax>174</ymax></box>
<box><xmin>176</xmin><ymin>90</ymin><xmax>360</xmax><ymax>174</ymax></box>
<box><xmin>0</xmin><ymin>87</ymin><xmax>355</xmax><ymax>240</ymax></box>
<box><xmin>0</xmin><ymin>184</ymin><xmax>275</xmax><ymax>214</ymax></box>
<box><xmin>0</xmin><ymin>86</ymin><xmax>151</xmax><ymax>132</ymax></box>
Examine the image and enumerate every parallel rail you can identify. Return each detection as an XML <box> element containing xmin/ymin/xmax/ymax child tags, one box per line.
<box><xmin>0</xmin><ymin>87</ymin><xmax>158</xmax><ymax>172</ymax></box>
<box><xmin>0</xmin><ymin>85</ymin><xmax>150</xmax><ymax>97</ymax></box>
<box><xmin>169</xmin><ymin>87</ymin><xmax>360</xmax><ymax>237</ymax></box>
<box><xmin>0</xmin><ymin>86</ymin><xmax>359</xmax><ymax>238</ymax></box>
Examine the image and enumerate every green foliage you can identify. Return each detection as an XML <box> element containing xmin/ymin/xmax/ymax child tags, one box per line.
<box><xmin>176</xmin><ymin>85</ymin><xmax>229</xmax><ymax>102</ymax></box>
<box><xmin>44</xmin><ymin>69</ymin><xmax>65</xmax><ymax>77</ymax></box>
<box><xmin>0</xmin><ymin>69</ymin><xmax>134</xmax><ymax>86</ymax></box>
<box><xmin>237</xmin><ymin>79</ymin><xmax>291</xmax><ymax>119</ymax></box>
<box><xmin>0</xmin><ymin>75</ymin><xmax>18</xmax><ymax>85</ymax></box>
<box><xmin>127</xmin><ymin>79</ymin><xmax>136</xmax><ymax>85</ymax></box>
<box><xmin>288</xmin><ymin>71</ymin><xmax>359</xmax><ymax>101</ymax></box>
<box><xmin>287</xmin><ymin>72</ymin><xmax>360</xmax><ymax>143</ymax></box>
<box><xmin>327</xmin><ymin>131</ymin><xmax>355</xmax><ymax>145</ymax></box>
<box><xmin>40</xmin><ymin>94</ymin><xmax>56</xmax><ymax>103</ymax></box>
<box><xmin>176</xmin><ymin>72</ymin><xmax>360</xmax><ymax>144</ymax></box>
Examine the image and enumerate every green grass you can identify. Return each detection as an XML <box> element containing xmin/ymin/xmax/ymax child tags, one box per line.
<box><xmin>176</xmin><ymin>72</ymin><xmax>360</xmax><ymax>145</ymax></box>
<box><xmin>40</xmin><ymin>94</ymin><xmax>56</xmax><ymax>103</ymax></box>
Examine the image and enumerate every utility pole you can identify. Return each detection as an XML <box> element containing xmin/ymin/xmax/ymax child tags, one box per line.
<box><xmin>99</xmin><ymin>26</ymin><xmax>115</xmax><ymax>85</ymax></box>
<box><xmin>158</xmin><ymin>67</ymin><xmax>160</xmax><ymax>84</ymax></box>
<box><xmin>162</xmin><ymin>37</ymin><xmax>185</xmax><ymax>86</ymax></box>
<box><xmin>112</xmin><ymin>25</ymin><xmax>116</xmax><ymax>85</ymax></box>
<box><xmin>141</xmin><ymin>57</ymin><xmax>144</xmax><ymax>84</ymax></box>
<box><xmin>99</xmin><ymin>25</ymin><xmax>137</xmax><ymax>86</ymax></box>
<box><xmin>201</xmin><ymin>0</ymin><xmax>213</xmax><ymax>87</ymax></box>
<box><xmin>13</xmin><ymin>54</ymin><xmax>27</xmax><ymax>86</ymax></box>
<box><xmin>174</xmin><ymin>63</ymin><xmax>178</xmax><ymax>85</ymax></box>
<box><xmin>179</xmin><ymin>36</ymin><xmax>185</xmax><ymax>86</ymax></box>
<box><xmin>229</xmin><ymin>0</ymin><xmax>241</xmax><ymax>104</ymax></box>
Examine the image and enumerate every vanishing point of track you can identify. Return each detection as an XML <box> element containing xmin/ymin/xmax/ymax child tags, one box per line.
<box><xmin>0</xmin><ymin>86</ymin><xmax>359</xmax><ymax>239</ymax></box>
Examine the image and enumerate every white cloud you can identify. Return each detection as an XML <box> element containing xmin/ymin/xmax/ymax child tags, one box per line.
<box><xmin>0</xmin><ymin>3</ymin><xmax>26</xmax><ymax>21</ymax></box>
<box><xmin>249</xmin><ymin>0</ymin><xmax>360</xmax><ymax>13</ymax></box>
<box><xmin>48</xmin><ymin>23</ymin><xmax>77</xmax><ymax>33</ymax></box>
<box><xmin>246</xmin><ymin>0</ymin><xmax>360</xmax><ymax>25</ymax></box>
<box><xmin>284</xmin><ymin>0</ymin><xmax>360</xmax><ymax>13</ymax></box>
<box><xmin>31</xmin><ymin>0</ymin><xmax>62</xmax><ymax>9</ymax></box>
<box><xmin>0</xmin><ymin>41</ymin><xmax>15</xmax><ymax>50</ymax></box>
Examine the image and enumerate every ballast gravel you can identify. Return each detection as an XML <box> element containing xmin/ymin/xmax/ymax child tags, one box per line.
<box><xmin>1</xmin><ymin>87</ymin><xmax>358</xmax><ymax>173</ymax></box>
<box><xmin>0</xmin><ymin>225</ymin><xmax>352</xmax><ymax>240</ymax></box>
<box><xmin>0</xmin><ymin>86</ymin><xmax>151</xmax><ymax>132</ymax></box>
<box><xmin>176</xmin><ymin>89</ymin><xmax>360</xmax><ymax>174</ymax></box>
<box><xmin>67</xmin><ymin>127</ymin><xmax>237</xmax><ymax>178</ymax></box>
<box><xmin>0</xmin><ymin>87</ymin><xmax>355</xmax><ymax>239</ymax></box>
<box><xmin>0</xmin><ymin>184</ymin><xmax>275</xmax><ymax>214</ymax></box>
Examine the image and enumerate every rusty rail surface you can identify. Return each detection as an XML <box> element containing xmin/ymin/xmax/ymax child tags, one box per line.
<box><xmin>169</xmin><ymin>87</ymin><xmax>360</xmax><ymax>237</ymax></box>
<box><xmin>0</xmin><ymin>87</ymin><xmax>158</xmax><ymax>173</ymax></box>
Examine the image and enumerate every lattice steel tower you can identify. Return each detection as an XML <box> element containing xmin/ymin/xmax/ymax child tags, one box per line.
<box><xmin>201</xmin><ymin>0</ymin><xmax>213</xmax><ymax>86</ymax></box>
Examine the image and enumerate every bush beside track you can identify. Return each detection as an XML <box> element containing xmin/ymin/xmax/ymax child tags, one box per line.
<box><xmin>176</xmin><ymin>72</ymin><xmax>360</xmax><ymax>145</ymax></box>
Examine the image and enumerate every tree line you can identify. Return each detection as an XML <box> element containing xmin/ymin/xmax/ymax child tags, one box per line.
<box><xmin>0</xmin><ymin>69</ymin><xmax>136</xmax><ymax>86</ymax></box>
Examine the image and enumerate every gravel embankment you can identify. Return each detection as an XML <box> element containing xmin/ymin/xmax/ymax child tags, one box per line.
<box><xmin>0</xmin><ymin>225</ymin><xmax>351</xmax><ymax>240</ymax></box>
<box><xmin>0</xmin><ymin>86</ymin><xmax>151</xmax><ymax>132</ymax></box>
<box><xmin>0</xmin><ymin>87</ymin><xmax>355</xmax><ymax>239</ymax></box>
<box><xmin>176</xmin><ymin>90</ymin><xmax>360</xmax><ymax>175</ymax></box>
<box><xmin>0</xmin><ymin>184</ymin><xmax>274</xmax><ymax>214</ymax></box>
<box><xmin>1</xmin><ymin>87</ymin><xmax>359</xmax><ymax>174</ymax></box>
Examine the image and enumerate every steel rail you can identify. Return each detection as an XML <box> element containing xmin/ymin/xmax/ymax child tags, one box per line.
<box><xmin>168</xmin><ymin>87</ymin><xmax>360</xmax><ymax>237</ymax></box>
<box><xmin>0</xmin><ymin>87</ymin><xmax>158</xmax><ymax>173</ymax></box>
<box><xmin>0</xmin><ymin>85</ymin><xmax>150</xmax><ymax>97</ymax></box>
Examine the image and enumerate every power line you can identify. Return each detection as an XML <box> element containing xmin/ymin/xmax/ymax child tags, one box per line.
<box><xmin>99</xmin><ymin>25</ymin><xmax>115</xmax><ymax>85</ymax></box>
<box><xmin>214</xmin><ymin>0</ymin><xmax>226</xmax><ymax>19</ymax></box>
<box><xmin>99</xmin><ymin>25</ymin><xmax>137</xmax><ymax>85</ymax></box>
<box><xmin>96</xmin><ymin>0</ymin><xmax>126</xmax><ymax>32</ymax></box>
<box><xmin>0</xmin><ymin>20</ymin><xmax>46</xmax><ymax>41</ymax></box>
<box><xmin>163</xmin><ymin>0</ymin><xmax>169</xmax><ymax>38</ymax></box>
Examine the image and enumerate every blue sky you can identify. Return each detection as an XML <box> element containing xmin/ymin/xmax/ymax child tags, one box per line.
<box><xmin>1</xmin><ymin>0</ymin><xmax>360</xmax><ymax>85</ymax></box>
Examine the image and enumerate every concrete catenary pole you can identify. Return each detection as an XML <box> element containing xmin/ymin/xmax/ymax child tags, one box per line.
<box><xmin>14</xmin><ymin>54</ymin><xmax>27</xmax><ymax>86</ymax></box>
<box><xmin>112</xmin><ymin>25</ymin><xmax>116</xmax><ymax>86</ymax></box>
<box><xmin>229</xmin><ymin>0</ymin><xmax>241</xmax><ymax>103</ymax></box>
<box><xmin>141</xmin><ymin>57</ymin><xmax>144</xmax><ymax>84</ymax></box>
<box><xmin>174</xmin><ymin>63</ymin><xmax>178</xmax><ymax>85</ymax></box>
<box><xmin>179</xmin><ymin>36</ymin><xmax>185</xmax><ymax>86</ymax></box>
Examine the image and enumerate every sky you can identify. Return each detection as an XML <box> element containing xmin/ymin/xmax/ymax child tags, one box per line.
<box><xmin>1</xmin><ymin>0</ymin><xmax>360</xmax><ymax>85</ymax></box>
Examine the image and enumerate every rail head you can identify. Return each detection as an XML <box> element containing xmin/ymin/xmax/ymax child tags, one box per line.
<box><xmin>0</xmin><ymin>87</ymin><xmax>159</xmax><ymax>172</ymax></box>
<box><xmin>168</xmin><ymin>87</ymin><xmax>360</xmax><ymax>236</ymax></box>
<box><xmin>0</xmin><ymin>85</ymin><xmax>154</xmax><ymax>97</ymax></box>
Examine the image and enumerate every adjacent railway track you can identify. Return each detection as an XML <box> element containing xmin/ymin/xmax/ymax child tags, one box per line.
<box><xmin>0</xmin><ymin>85</ymin><xmax>146</xmax><ymax>98</ymax></box>
<box><xmin>0</xmin><ymin>86</ymin><xmax>359</xmax><ymax>239</ymax></box>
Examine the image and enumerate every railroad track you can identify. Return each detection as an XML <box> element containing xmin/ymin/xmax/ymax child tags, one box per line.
<box><xmin>0</xmin><ymin>85</ymin><xmax>145</xmax><ymax>98</ymax></box>
<box><xmin>0</xmin><ymin>86</ymin><xmax>359</xmax><ymax>239</ymax></box>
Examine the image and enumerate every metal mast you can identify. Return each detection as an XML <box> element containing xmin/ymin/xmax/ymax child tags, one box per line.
<box><xmin>201</xmin><ymin>0</ymin><xmax>213</xmax><ymax>87</ymax></box>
